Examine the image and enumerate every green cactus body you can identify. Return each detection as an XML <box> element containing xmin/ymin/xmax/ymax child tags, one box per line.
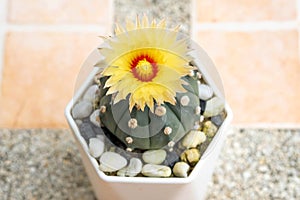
<box><xmin>98</xmin><ymin>75</ymin><xmax>200</xmax><ymax>150</ymax></box>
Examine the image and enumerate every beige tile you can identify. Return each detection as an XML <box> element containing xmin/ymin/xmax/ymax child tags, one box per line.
<box><xmin>195</xmin><ymin>30</ymin><xmax>300</xmax><ymax>123</ymax></box>
<box><xmin>8</xmin><ymin>0</ymin><xmax>111</xmax><ymax>24</ymax></box>
<box><xmin>196</xmin><ymin>0</ymin><xmax>297</xmax><ymax>22</ymax></box>
<box><xmin>0</xmin><ymin>32</ymin><xmax>104</xmax><ymax>128</ymax></box>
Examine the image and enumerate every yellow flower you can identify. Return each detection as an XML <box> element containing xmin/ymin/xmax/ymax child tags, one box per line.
<box><xmin>98</xmin><ymin>16</ymin><xmax>192</xmax><ymax>112</ymax></box>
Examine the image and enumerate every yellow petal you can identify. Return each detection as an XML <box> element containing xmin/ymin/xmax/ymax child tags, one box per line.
<box><xmin>99</xmin><ymin>16</ymin><xmax>193</xmax><ymax>113</ymax></box>
<box><xmin>142</xmin><ymin>15</ymin><xmax>149</xmax><ymax>27</ymax></box>
<box><xmin>151</xmin><ymin>19</ymin><xmax>157</xmax><ymax>27</ymax></box>
<box><xmin>115</xmin><ymin>23</ymin><xmax>125</xmax><ymax>35</ymax></box>
<box><xmin>157</xmin><ymin>19</ymin><xmax>166</xmax><ymax>28</ymax></box>
<box><xmin>126</xmin><ymin>18</ymin><xmax>135</xmax><ymax>31</ymax></box>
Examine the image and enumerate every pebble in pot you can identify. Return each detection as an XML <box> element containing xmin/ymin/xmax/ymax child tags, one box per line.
<box><xmin>89</xmin><ymin>136</ymin><xmax>105</xmax><ymax>158</ymax></box>
<box><xmin>198</xmin><ymin>83</ymin><xmax>214</xmax><ymax>101</ymax></box>
<box><xmin>90</xmin><ymin>109</ymin><xmax>101</xmax><ymax>127</ymax></box>
<box><xmin>203</xmin><ymin>121</ymin><xmax>218</xmax><ymax>137</ymax></box>
<box><xmin>72</xmin><ymin>100</ymin><xmax>93</xmax><ymax>119</ymax></box>
<box><xmin>173</xmin><ymin>162</ymin><xmax>190</xmax><ymax>177</ymax></box>
<box><xmin>182</xmin><ymin>130</ymin><xmax>206</xmax><ymax>149</ymax></box>
<box><xmin>211</xmin><ymin>114</ymin><xmax>224</xmax><ymax>127</ymax></box>
<box><xmin>142</xmin><ymin>164</ymin><xmax>171</xmax><ymax>177</ymax></box>
<box><xmin>99</xmin><ymin>152</ymin><xmax>127</xmax><ymax>172</ymax></box>
<box><xmin>203</xmin><ymin>97</ymin><xmax>224</xmax><ymax>117</ymax></box>
<box><xmin>79</xmin><ymin>122</ymin><xmax>97</xmax><ymax>142</ymax></box>
<box><xmin>117</xmin><ymin>158</ymin><xmax>143</xmax><ymax>177</ymax></box>
<box><xmin>75</xmin><ymin>119</ymin><xmax>82</xmax><ymax>126</ymax></box>
<box><xmin>164</xmin><ymin>151</ymin><xmax>180</xmax><ymax>167</ymax></box>
<box><xmin>142</xmin><ymin>149</ymin><xmax>167</xmax><ymax>165</ymax></box>
<box><xmin>83</xmin><ymin>85</ymin><xmax>99</xmax><ymax>102</ymax></box>
<box><xmin>180</xmin><ymin>148</ymin><xmax>201</xmax><ymax>166</ymax></box>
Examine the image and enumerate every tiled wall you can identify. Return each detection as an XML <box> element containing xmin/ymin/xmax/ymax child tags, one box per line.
<box><xmin>0</xmin><ymin>0</ymin><xmax>299</xmax><ymax>128</ymax></box>
<box><xmin>192</xmin><ymin>0</ymin><xmax>300</xmax><ymax>125</ymax></box>
<box><xmin>0</xmin><ymin>0</ymin><xmax>113</xmax><ymax>128</ymax></box>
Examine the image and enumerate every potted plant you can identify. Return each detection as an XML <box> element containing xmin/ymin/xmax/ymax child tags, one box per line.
<box><xmin>65</xmin><ymin>16</ymin><xmax>232</xmax><ymax>200</ymax></box>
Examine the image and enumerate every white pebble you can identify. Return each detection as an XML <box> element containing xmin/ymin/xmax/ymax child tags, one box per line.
<box><xmin>89</xmin><ymin>137</ymin><xmax>105</xmax><ymax>158</ymax></box>
<box><xmin>182</xmin><ymin>130</ymin><xmax>206</xmax><ymax>149</ymax></box>
<box><xmin>203</xmin><ymin>97</ymin><xmax>225</xmax><ymax>117</ymax></box>
<box><xmin>99</xmin><ymin>152</ymin><xmax>127</xmax><ymax>172</ymax></box>
<box><xmin>173</xmin><ymin>162</ymin><xmax>190</xmax><ymax>177</ymax></box>
<box><xmin>83</xmin><ymin>85</ymin><xmax>99</xmax><ymax>102</ymax></box>
<box><xmin>142</xmin><ymin>150</ymin><xmax>167</xmax><ymax>165</ymax></box>
<box><xmin>198</xmin><ymin>84</ymin><xmax>214</xmax><ymax>100</ymax></box>
<box><xmin>89</xmin><ymin>109</ymin><xmax>101</xmax><ymax>127</ymax></box>
<box><xmin>72</xmin><ymin>101</ymin><xmax>93</xmax><ymax>119</ymax></box>
<box><xmin>117</xmin><ymin>158</ymin><xmax>143</xmax><ymax>177</ymax></box>
<box><xmin>142</xmin><ymin>164</ymin><xmax>171</xmax><ymax>177</ymax></box>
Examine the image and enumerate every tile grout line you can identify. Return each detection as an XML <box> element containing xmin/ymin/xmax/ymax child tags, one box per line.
<box><xmin>0</xmin><ymin>0</ymin><xmax>8</xmax><ymax>93</ymax></box>
<box><xmin>297</xmin><ymin>0</ymin><xmax>300</xmax><ymax>62</ymax></box>
<box><xmin>2</xmin><ymin>21</ymin><xmax>298</xmax><ymax>32</ymax></box>
<box><xmin>190</xmin><ymin>0</ymin><xmax>197</xmax><ymax>39</ymax></box>
<box><xmin>108</xmin><ymin>0</ymin><xmax>114</xmax><ymax>33</ymax></box>
<box><xmin>191</xmin><ymin>1</ymin><xmax>300</xmax><ymax>128</ymax></box>
<box><xmin>6</xmin><ymin>24</ymin><xmax>109</xmax><ymax>32</ymax></box>
<box><xmin>232</xmin><ymin>123</ymin><xmax>300</xmax><ymax>130</ymax></box>
<box><xmin>192</xmin><ymin>0</ymin><xmax>298</xmax><ymax>32</ymax></box>
<box><xmin>195</xmin><ymin>21</ymin><xmax>298</xmax><ymax>31</ymax></box>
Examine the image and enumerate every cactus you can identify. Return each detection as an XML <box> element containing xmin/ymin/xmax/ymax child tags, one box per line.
<box><xmin>98</xmin><ymin>74</ymin><xmax>201</xmax><ymax>150</ymax></box>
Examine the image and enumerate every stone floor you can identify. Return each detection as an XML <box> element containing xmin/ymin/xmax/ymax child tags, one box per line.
<box><xmin>0</xmin><ymin>128</ymin><xmax>299</xmax><ymax>200</ymax></box>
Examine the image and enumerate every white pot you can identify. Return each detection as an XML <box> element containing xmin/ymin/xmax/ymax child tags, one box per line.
<box><xmin>65</xmin><ymin>45</ymin><xmax>233</xmax><ymax>200</ymax></box>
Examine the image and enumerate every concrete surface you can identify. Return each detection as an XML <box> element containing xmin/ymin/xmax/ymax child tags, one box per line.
<box><xmin>0</xmin><ymin>128</ymin><xmax>299</xmax><ymax>199</ymax></box>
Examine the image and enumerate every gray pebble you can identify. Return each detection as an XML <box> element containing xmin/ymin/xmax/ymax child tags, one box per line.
<box><xmin>198</xmin><ymin>83</ymin><xmax>214</xmax><ymax>100</ymax></box>
<box><xmin>142</xmin><ymin>149</ymin><xmax>167</xmax><ymax>165</ymax></box>
<box><xmin>182</xmin><ymin>130</ymin><xmax>206</xmax><ymax>149</ymax></box>
<box><xmin>75</xmin><ymin>119</ymin><xmax>82</xmax><ymax>126</ymax></box>
<box><xmin>83</xmin><ymin>85</ymin><xmax>99</xmax><ymax>102</ymax></box>
<box><xmin>203</xmin><ymin>97</ymin><xmax>225</xmax><ymax>117</ymax></box>
<box><xmin>164</xmin><ymin>151</ymin><xmax>180</xmax><ymax>167</ymax></box>
<box><xmin>79</xmin><ymin>122</ymin><xmax>96</xmax><ymax>142</ymax></box>
<box><xmin>141</xmin><ymin>164</ymin><xmax>172</xmax><ymax>177</ymax></box>
<box><xmin>88</xmin><ymin>136</ymin><xmax>105</xmax><ymax>158</ymax></box>
<box><xmin>117</xmin><ymin>158</ymin><xmax>143</xmax><ymax>177</ymax></box>
<box><xmin>72</xmin><ymin>101</ymin><xmax>93</xmax><ymax>119</ymax></box>
<box><xmin>173</xmin><ymin>162</ymin><xmax>190</xmax><ymax>177</ymax></box>
<box><xmin>99</xmin><ymin>152</ymin><xmax>127</xmax><ymax>172</ymax></box>
<box><xmin>89</xmin><ymin>109</ymin><xmax>101</xmax><ymax>127</ymax></box>
<box><xmin>93</xmin><ymin>126</ymin><xmax>104</xmax><ymax>136</ymax></box>
<box><xmin>211</xmin><ymin>115</ymin><xmax>224</xmax><ymax>127</ymax></box>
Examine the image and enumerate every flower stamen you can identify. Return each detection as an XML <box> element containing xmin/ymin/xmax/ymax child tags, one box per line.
<box><xmin>131</xmin><ymin>57</ymin><xmax>158</xmax><ymax>82</ymax></box>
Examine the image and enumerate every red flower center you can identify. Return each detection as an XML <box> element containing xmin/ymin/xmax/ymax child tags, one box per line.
<box><xmin>131</xmin><ymin>55</ymin><xmax>158</xmax><ymax>82</ymax></box>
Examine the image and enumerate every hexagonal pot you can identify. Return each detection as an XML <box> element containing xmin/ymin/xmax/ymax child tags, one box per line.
<box><xmin>65</xmin><ymin>42</ymin><xmax>232</xmax><ymax>200</ymax></box>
